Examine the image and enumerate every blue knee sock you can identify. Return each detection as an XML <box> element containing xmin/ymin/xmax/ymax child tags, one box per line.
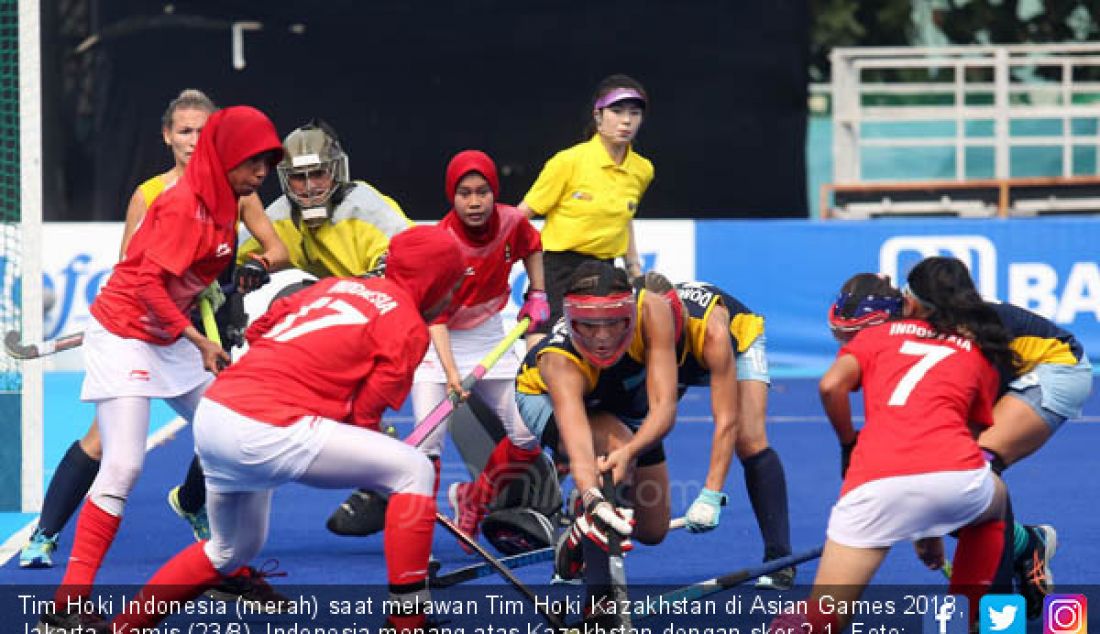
<box><xmin>742</xmin><ymin>447</ymin><xmax>791</xmax><ymax>558</ymax></box>
<box><xmin>177</xmin><ymin>455</ymin><xmax>206</xmax><ymax>514</ymax></box>
<box><xmin>38</xmin><ymin>441</ymin><xmax>100</xmax><ymax>536</ymax></box>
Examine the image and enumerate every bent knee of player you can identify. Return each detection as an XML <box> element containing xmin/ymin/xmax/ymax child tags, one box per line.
<box><xmin>204</xmin><ymin>539</ymin><xmax>258</xmax><ymax>575</ymax></box>
<box><xmin>388</xmin><ymin>454</ymin><xmax>436</xmax><ymax>498</ymax></box>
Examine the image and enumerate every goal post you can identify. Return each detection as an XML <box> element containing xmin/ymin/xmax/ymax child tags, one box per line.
<box><xmin>0</xmin><ymin>0</ymin><xmax>43</xmax><ymax>512</ymax></box>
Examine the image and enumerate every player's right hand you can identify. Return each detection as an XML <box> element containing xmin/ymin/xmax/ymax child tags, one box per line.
<box><xmin>236</xmin><ymin>254</ymin><xmax>271</xmax><ymax>293</ymax></box>
<box><xmin>840</xmin><ymin>432</ymin><xmax>859</xmax><ymax>477</ymax></box>
<box><xmin>198</xmin><ymin>337</ymin><xmax>230</xmax><ymax>374</ymax></box>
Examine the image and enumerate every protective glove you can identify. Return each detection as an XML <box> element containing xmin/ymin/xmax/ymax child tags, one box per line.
<box><xmin>684</xmin><ymin>488</ymin><xmax>727</xmax><ymax>533</ymax></box>
<box><xmin>197</xmin><ymin>280</ymin><xmax>226</xmax><ymax>313</ymax></box>
<box><xmin>236</xmin><ymin>254</ymin><xmax>271</xmax><ymax>293</ymax></box>
<box><xmin>574</xmin><ymin>487</ymin><xmax>634</xmax><ymax>553</ymax></box>
<box><xmin>517</xmin><ymin>289</ymin><xmax>550</xmax><ymax>332</ymax></box>
<box><xmin>840</xmin><ymin>432</ymin><xmax>860</xmax><ymax>478</ymax></box>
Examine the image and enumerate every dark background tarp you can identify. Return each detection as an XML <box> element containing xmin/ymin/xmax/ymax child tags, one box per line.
<box><xmin>42</xmin><ymin>0</ymin><xmax>808</xmax><ymax>221</ymax></box>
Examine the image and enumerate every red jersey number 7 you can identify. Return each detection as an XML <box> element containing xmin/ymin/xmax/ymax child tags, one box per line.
<box><xmin>888</xmin><ymin>341</ymin><xmax>956</xmax><ymax>407</ymax></box>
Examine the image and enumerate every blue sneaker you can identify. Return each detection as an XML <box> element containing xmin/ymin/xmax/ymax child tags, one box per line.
<box><xmin>20</xmin><ymin>528</ymin><xmax>59</xmax><ymax>569</ymax></box>
<box><xmin>167</xmin><ymin>486</ymin><xmax>211</xmax><ymax>541</ymax></box>
<box><xmin>1018</xmin><ymin>524</ymin><xmax>1057</xmax><ymax>621</ymax></box>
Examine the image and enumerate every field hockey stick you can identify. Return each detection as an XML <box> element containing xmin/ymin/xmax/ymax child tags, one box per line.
<box><xmin>199</xmin><ymin>296</ymin><xmax>221</xmax><ymax>346</ymax></box>
<box><xmin>634</xmin><ymin>545</ymin><xmax>824</xmax><ymax>619</ymax></box>
<box><xmin>4</xmin><ymin>330</ymin><xmax>84</xmax><ymax>360</ymax></box>
<box><xmin>404</xmin><ymin>317</ymin><xmax>530</xmax><ymax>448</ymax></box>
<box><xmin>435</xmin><ymin>512</ymin><xmax>570</xmax><ymax>630</ymax></box>
<box><xmin>602</xmin><ymin>473</ymin><xmax>633</xmax><ymax>630</ymax></box>
<box><xmin>430</xmin><ymin>546</ymin><xmax>554</xmax><ymax>588</ymax></box>
<box><xmin>4</xmin><ymin>295</ymin><xmax>222</xmax><ymax>362</ymax></box>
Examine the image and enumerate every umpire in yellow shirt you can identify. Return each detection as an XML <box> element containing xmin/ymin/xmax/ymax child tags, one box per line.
<box><xmin>518</xmin><ymin>74</ymin><xmax>654</xmax><ymax>337</ymax></box>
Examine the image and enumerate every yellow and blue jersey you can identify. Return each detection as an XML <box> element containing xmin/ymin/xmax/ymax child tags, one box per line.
<box><xmin>990</xmin><ymin>302</ymin><xmax>1084</xmax><ymax>375</ymax></box>
<box><xmin>516</xmin><ymin>290</ymin><xmax>652</xmax><ymax>420</ymax></box>
<box><xmin>675</xmin><ymin>281</ymin><xmax>764</xmax><ymax>387</ymax></box>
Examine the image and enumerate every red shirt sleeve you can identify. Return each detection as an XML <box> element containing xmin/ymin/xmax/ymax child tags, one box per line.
<box><xmin>512</xmin><ymin>216</ymin><xmax>542</xmax><ymax>260</ymax></box>
<box><xmin>134</xmin><ymin>260</ymin><xmax>192</xmax><ymax>339</ymax></box>
<box><xmin>144</xmin><ymin>204</ymin><xmax>205</xmax><ymax>278</ymax></box>
<box><xmin>350</xmin><ymin>320</ymin><xmax>429</xmax><ymax>427</ymax></box>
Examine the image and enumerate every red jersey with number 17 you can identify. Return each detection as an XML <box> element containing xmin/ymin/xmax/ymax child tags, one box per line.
<box><xmin>204</xmin><ymin>276</ymin><xmax>429</xmax><ymax>429</ymax></box>
<box><xmin>838</xmin><ymin>319</ymin><xmax>999</xmax><ymax>496</ymax></box>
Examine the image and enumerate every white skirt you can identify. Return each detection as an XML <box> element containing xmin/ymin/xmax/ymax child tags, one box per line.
<box><xmin>414</xmin><ymin>312</ymin><xmax>522</xmax><ymax>383</ymax></box>
<box><xmin>81</xmin><ymin>314</ymin><xmax>210</xmax><ymax>401</ymax></box>
<box><xmin>827</xmin><ymin>464</ymin><xmax>994</xmax><ymax>548</ymax></box>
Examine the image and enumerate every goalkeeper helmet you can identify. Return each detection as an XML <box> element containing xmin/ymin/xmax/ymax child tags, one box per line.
<box><xmin>277</xmin><ymin>120</ymin><xmax>350</xmax><ymax>227</ymax></box>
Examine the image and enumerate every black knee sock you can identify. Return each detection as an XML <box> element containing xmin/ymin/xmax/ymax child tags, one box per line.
<box><xmin>742</xmin><ymin>447</ymin><xmax>791</xmax><ymax>557</ymax></box>
<box><xmin>177</xmin><ymin>455</ymin><xmax>206</xmax><ymax>514</ymax></box>
<box><xmin>38</xmin><ymin>441</ymin><xmax>100</xmax><ymax>536</ymax></box>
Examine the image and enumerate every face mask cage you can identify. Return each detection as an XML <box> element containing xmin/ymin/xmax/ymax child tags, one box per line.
<box><xmin>564</xmin><ymin>292</ymin><xmax>637</xmax><ymax>367</ymax></box>
<box><xmin>277</xmin><ymin>151</ymin><xmax>349</xmax><ymax>220</ymax></box>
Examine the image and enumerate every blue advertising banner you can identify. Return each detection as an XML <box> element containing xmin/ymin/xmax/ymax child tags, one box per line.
<box><xmin>695</xmin><ymin>217</ymin><xmax>1100</xmax><ymax>375</ymax></box>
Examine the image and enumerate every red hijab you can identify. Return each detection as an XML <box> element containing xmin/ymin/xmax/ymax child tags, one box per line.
<box><xmin>386</xmin><ymin>225</ymin><xmax>465</xmax><ymax>314</ymax></box>
<box><xmin>184</xmin><ymin>106</ymin><xmax>283</xmax><ymax>227</ymax></box>
<box><xmin>440</xmin><ymin>150</ymin><xmax>501</xmax><ymax>246</ymax></box>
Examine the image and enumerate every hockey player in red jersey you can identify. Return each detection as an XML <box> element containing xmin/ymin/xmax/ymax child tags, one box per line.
<box><xmin>102</xmin><ymin>226</ymin><xmax>466</xmax><ymax>634</ymax></box>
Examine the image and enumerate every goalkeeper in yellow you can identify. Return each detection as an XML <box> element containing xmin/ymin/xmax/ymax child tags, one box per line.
<box><xmin>237</xmin><ymin>120</ymin><xmax>411</xmax><ymax>278</ymax></box>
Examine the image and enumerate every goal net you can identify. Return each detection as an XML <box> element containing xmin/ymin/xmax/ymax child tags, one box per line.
<box><xmin>0</xmin><ymin>0</ymin><xmax>43</xmax><ymax>512</ymax></box>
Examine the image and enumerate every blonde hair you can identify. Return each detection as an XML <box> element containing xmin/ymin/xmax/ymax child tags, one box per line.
<box><xmin>161</xmin><ymin>89</ymin><xmax>215</xmax><ymax>130</ymax></box>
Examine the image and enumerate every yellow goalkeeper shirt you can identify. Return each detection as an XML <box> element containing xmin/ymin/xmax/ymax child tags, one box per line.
<box><xmin>238</xmin><ymin>181</ymin><xmax>412</xmax><ymax>278</ymax></box>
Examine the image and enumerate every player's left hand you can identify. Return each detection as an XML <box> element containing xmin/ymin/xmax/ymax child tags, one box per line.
<box><xmin>236</xmin><ymin>254</ymin><xmax>271</xmax><ymax>293</ymax></box>
<box><xmin>517</xmin><ymin>289</ymin><xmax>550</xmax><ymax>332</ymax></box>
<box><xmin>198</xmin><ymin>336</ymin><xmax>230</xmax><ymax>374</ymax></box>
<box><xmin>684</xmin><ymin>488</ymin><xmax>727</xmax><ymax>533</ymax></box>
<box><xmin>445</xmin><ymin>369</ymin><xmax>468</xmax><ymax>401</ymax></box>
<box><xmin>597</xmin><ymin>448</ymin><xmax>634</xmax><ymax>487</ymax></box>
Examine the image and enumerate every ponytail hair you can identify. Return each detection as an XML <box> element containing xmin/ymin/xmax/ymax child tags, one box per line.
<box><xmin>161</xmin><ymin>88</ymin><xmax>216</xmax><ymax>130</ymax></box>
<box><xmin>905</xmin><ymin>257</ymin><xmax>1019</xmax><ymax>374</ymax></box>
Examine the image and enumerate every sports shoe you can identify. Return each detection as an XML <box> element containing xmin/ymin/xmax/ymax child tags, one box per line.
<box><xmin>20</xmin><ymin>528</ymin><xmax>59</xmax><ymax>569</ymax></box>
<box><xmin>553</xmin><ymin>520</ymin><xmax>585</xmax><ymax>581</ymax></box>
<box><xmin>206</xmin><ymin>562</ymin><xmax>293</xmax><ymax>614</ymax></box>
<box><xmin>448</xmin><ymin>482</ymin><xmax>487</xmax><ymax>553</ymax></box>
<box><xmin>755</xmin><ymin>547</ymin><xmax>796</xmax><ymax>591</ymax></box>
<box><xmin>1018</xmin><ymin>524</ymin><xmax>1057</xmax><ymax>621</ymax></box>
<box><xmin>34</xmin><ymin>606</ymin><xmax>108</xmax><ymax>633</ymax></box>
<box><xmin>167</xmin><ymin>485</ymin><xmax>211</xmax><ymax>541</ymax></box>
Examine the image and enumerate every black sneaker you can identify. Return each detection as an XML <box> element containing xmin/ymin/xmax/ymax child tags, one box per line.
<box><xmin>755</xmin><ymin>547</ymin><xmax>796</xmax><ymax>591</ymax></box>
<box><xmin>1017</xmin><ymin>524</ymin><xmax>1057</xmax><ymax>621</ymax></box>
<box><xmin>205</xmin><ymin>561</ymin><xmax>293</xmax><ymax>614</ymax></box>
<box><xmin>35</xmin><ymin>607</ymin><xmax>109</xmax><ymax>633</ymax></box>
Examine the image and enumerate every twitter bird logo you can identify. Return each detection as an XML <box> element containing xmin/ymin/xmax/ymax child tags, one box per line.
<box><xmin>981</xmin><ymin>595</ymin><xmax>1026</xmax><ymax>634</ymax></box>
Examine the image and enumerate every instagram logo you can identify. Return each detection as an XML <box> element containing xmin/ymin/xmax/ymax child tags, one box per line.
<box><xmin>1045</xmin><ymin>595</ymin><xmax>1087</xmax><ymax>634</ymax></box>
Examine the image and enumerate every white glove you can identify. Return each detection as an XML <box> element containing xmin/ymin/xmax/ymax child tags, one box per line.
<box><xmin>577</xmin><ymin>488</ymin><xmax>634</xmax><ymax>551</ymax></box>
